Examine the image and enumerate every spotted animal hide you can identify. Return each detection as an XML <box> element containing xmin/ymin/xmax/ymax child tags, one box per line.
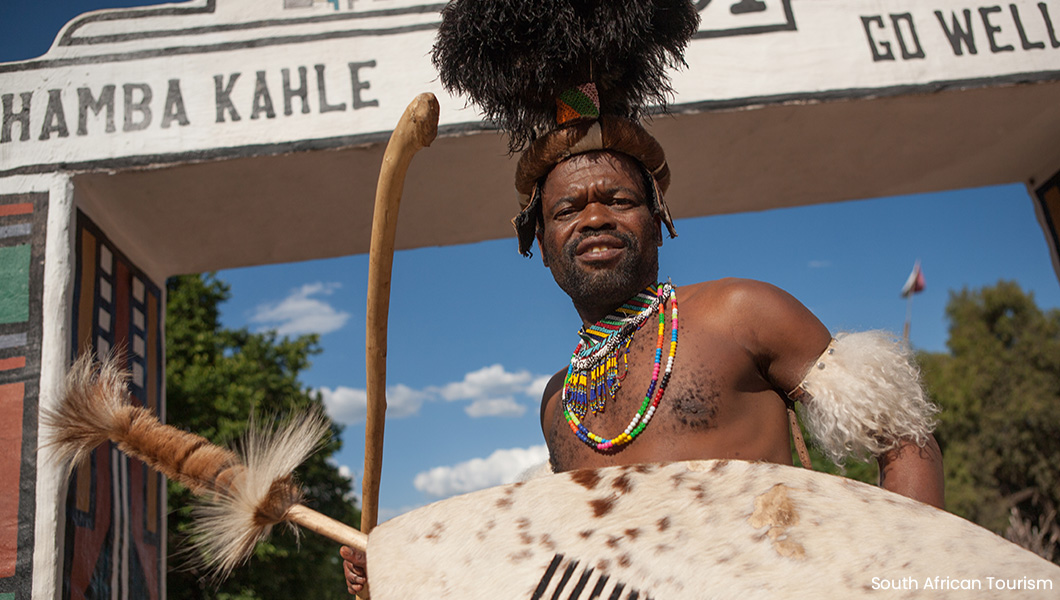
<box><xmin>368</xmin><ymin>460</ymin><xmax>1059</xmax><ymax>599</ymax></box>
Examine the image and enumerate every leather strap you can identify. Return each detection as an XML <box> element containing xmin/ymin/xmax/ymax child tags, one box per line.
<box><xmin>786</xmin><ymin>398</ymin><xmax>813</xmax><ymax>469</ymax></box>
<box><xmin>784</xmin><ymin>339</ymin><xmax>838</xmax><ymax>469</ymax></box>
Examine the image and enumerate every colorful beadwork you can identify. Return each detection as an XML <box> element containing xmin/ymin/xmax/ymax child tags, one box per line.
<box><xmin>565</xmin><ymin>285</ymin><xmax>664</xmax><ymax>418</ymax></box>
<box><xmin>563</xmin><ymin>282</ymin><xmax>678</xmax><ymax>452</ymax></box>
<box><xmin>556</xmin><ymin>83</ymin><xmax>601</xmax><ymax>125</ymax></box>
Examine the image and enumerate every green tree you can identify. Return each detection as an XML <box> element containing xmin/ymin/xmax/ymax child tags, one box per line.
<box><xmin>917</xmin><ymin>281</ymin><xmax>1060</xmax><ymax>549</ymax></box>
<box><xmin>165</xmin><ymin>273</ymin><xmax>360</xmax><ymax>599</ymax></box>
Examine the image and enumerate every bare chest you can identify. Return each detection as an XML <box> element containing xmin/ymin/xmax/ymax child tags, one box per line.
<box><xmin>544</xmin><ymin>319</ymin><xmax>774</xmax><ymax>472</ymax></box>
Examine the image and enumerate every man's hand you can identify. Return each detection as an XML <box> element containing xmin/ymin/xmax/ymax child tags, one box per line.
<box><xmin>878</xmin><ymin>435</ymin><xmax>945</xmax><ymax>509</ymax></box>
<box><xmin>341</xmin><ymin>545</ymin><xmax>369</xmax><ymax>597</ymax></box>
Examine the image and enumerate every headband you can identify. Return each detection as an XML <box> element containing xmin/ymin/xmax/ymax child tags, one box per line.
<box><xmin>511</xmin><ymin>116</ymin><xmax>677</xmax><ymax>256</ymax></box>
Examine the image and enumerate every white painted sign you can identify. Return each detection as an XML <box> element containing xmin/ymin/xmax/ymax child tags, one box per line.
<box><xmin>678</xmin><ymin>0</ymin><xmax>1060</xmax><ymax>104</ymax></box>
<box><xmin>2</xmin><ymin>0</ymin><xmax>1058</xmax><ymax>176</ymax></box>
<box><xmin>0</xmin><ymin>0</ymin><xmax>449</xmax><ymax>175</ymax></box>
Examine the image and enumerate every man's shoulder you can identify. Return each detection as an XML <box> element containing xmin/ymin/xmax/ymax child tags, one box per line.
<box><xmin>674</xmin><ymin>277</ymin><xmax>829</xmax><ymax>389</ymax></box>
<box><xmin>677</xmin><ymin>278</ymin><xmax>797</xmax><ymax>312</ymax></box>
<box><xmin>676</xmin><ymin>278</ymin><xmax>820</xmax><ymax>342</ymax></box>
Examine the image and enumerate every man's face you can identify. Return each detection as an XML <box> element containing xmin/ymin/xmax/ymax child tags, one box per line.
<box><xmin>536</xmin><ymin>151</ymin><xmax>661</xmax><ymax>309</ymax></box>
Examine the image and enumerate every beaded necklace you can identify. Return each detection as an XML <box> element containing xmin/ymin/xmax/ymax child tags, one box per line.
<box><xmin>562</xmin><ymin>282</ymin><xmax>678</xmax><ymax>451</ymax></box>
<box><xmin>565</xmin><ymin>284</ymin><xmax>662</xmax><ymax>417</ymax></box>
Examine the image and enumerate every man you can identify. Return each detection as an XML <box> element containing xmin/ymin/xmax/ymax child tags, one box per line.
<box><xmin>342</xmin><ymin>146</ymin><xmax>945</xmax><ymax>597</ymax></box>
<box><xmin>532</xmin><ymin>149</ymin><xmax>944</xmax><ymax>506</ymax></box>
<box><xmin>344</xmin><ymin>1</ymin><xmax>943</xmax><ymax>593</ymax></box>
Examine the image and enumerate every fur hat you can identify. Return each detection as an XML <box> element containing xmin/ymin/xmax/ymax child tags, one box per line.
<box><xmin>432</xmin><ymin>0</ymin><xmax>699</xmax><ymax>255</ymax></box>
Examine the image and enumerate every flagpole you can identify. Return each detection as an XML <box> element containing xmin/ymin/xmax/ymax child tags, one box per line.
<box><xmin>901</xmin><ymin>259</ymin><xmax>923</xmax><ymax>344</ymax></box>
<box><xmin>903</xmin><ymin>292</ymin><xmax>913</xmax><ymax>343</ymax></box>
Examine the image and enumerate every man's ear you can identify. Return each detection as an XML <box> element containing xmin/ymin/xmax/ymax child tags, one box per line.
<box><xmin>655</xmin><ymin>216</ymin><xmax>664</xmax><ymax>248</ymax></box>
<box><xmin>536</xmin><ymin>230</ymin><xmax>549</xmax><ymax>266</ymax></box>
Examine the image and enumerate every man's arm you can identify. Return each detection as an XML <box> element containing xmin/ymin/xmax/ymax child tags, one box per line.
<box><xmin>722</xmin><ymin>279</ymin><xmax>945</xmax><ymax>508</ymax></box>
<box><xmin>878</xmin><ymin>435</ymin><xmax>945</xmax><ymax>508</ymax></box>
<box><xmin>714</xmin><ymin>278</ymin><xmax>832</xmax><ymax>393</ymax></box>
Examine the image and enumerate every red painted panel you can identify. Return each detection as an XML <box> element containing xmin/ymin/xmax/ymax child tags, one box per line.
<box><xmin>0</xmin><ymin>382</ymin><xmax>25</xmax><ymax>578</ymax></box>
<box><xmin>0</xmin><ymin>203</ymin><xmax>33</xmax><ymax>217</ymax></box>
<box><xmin>0</xmin><ymin>356</ymin><xmax>26</xmax><ymax>371</ymax></box>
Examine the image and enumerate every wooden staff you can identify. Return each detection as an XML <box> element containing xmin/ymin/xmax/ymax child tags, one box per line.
<box><xmin>362</xmin><ymin>93</ymin><xmax>439</xmax><ymax>534</ymax></box>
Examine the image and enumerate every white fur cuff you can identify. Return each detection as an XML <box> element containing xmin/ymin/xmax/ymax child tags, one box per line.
<box><xmin>790</xmin><ymin>331</ymin><xmax>938</xmax><ymax>464</ymax></box>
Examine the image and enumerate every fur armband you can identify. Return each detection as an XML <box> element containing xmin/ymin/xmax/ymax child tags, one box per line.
<box><xmin>788</xmin><ymin>331</ymin><xmax>938</xmax><ymax>464</ymax></box>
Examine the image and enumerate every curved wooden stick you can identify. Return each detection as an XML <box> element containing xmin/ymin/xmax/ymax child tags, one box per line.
<box><xmin>288</xmin><ymin>504</ymin><xmax>367</xmax><ymax>551</ymax></box>
<box><xmin>362</xmin><ymin>93</ymin><xmax>440</xmax><ymax>534</ymax></box>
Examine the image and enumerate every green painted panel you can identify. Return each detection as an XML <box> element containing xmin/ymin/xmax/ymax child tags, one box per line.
<box><xmin>0</xmin><ymin>244</ymin><xmax>31</xmax><ymax>324</ymax></box>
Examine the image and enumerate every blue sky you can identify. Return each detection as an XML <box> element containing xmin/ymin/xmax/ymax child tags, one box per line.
<box><xmin>5</xmin><ymin>1</ymin><xmax>1060</xmax><ymax>520</ymax></box>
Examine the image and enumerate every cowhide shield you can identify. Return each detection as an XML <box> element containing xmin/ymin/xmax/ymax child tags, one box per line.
<box><xmin>368</xmin><ymin>460</ymin><xmax>1059</xmax><ymax>599</ymax></box>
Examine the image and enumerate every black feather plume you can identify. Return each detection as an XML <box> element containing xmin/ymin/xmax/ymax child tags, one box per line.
<box><xmin>432</xmin><ymin>0</ymin><xmax>700</xmax><ymax>151</ymax></box>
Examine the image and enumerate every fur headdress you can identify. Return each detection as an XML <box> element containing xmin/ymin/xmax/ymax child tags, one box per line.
<box><xmin>432</xmin><ymin>0</ymin><xmax>700</xmax><ymax>255</ymax></box>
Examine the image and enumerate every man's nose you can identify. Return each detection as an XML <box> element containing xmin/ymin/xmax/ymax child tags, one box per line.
<box><xmin>577</xmin><ymin>201</ymin><xmax>616</xmax><ymax>231</ymax></box>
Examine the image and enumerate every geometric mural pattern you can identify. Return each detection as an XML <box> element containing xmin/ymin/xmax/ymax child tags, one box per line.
<box><xmin>0</xmin><ymin>192</ymin><xmax>47</xmax><ymax>600</ymax></box>
<box><xmin>63</xmin><ymin>212</ymin><xmax>163</xmax><ymax>600</ymax></box>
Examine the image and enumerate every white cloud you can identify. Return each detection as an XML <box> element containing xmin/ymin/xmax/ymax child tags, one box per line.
<box><xmin>413</xmin><ymin>445</ymin><xmax>550</xmax><ymax>498</ymax></box>
<box><xmin>465</xmin><ymin>397</ymin><xmax>526</xmax><ymax>418</ymax></box>
<box><xmin>320</xmin><ymin>364</ymin><xmax>549</xmax><ymax>424</ymax></box>
<box><xmin>249</xmin><ymin>282</ymin><xmax>350</xmax><ymax>336</ymax></box>
<box><xmin>433</xmin><ymin>364</ymin><xmax>545</xmax><ymax>417</ymax></box>
<box><xmin>318</xmin><ymin>384</ymin><xmax>428</xmax><ymax>425</ymax></box>
<box><xmin>386</xmin><ymin>384</ymin><xmax>432</xmax><ymax>418</ymax></box>
<box><xmin>808</xmin><ymin>260</ymin><xmax>831</xmax><ymax>269</ymax></box>
<box><xmin>318</xmin><ymin>386</ymin><xmax>367</xmax><ymax>425</ymax></box>
<box><xmin>436</xmin><ymin>364</ymin><xmax>536</xmax><ymax>401</ymax></box>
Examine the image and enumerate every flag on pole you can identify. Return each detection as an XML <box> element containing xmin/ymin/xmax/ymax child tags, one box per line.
<box><xmin>901</xmin><ymin>260</ymin><xmax>926</xmax><ymax>297</ymax></box>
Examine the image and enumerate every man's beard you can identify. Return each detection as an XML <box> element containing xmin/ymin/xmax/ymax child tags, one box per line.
<box><xmin>544</xmin><ymin>231</ymin><xmax>659</xmax><ymax>310</ymax></box>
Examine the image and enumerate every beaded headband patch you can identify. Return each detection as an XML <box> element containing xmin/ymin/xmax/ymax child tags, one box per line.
<box><xmin>556</xmin><ymin>83</ymin><xmax>601</xmax><ymax>125</ymax></box>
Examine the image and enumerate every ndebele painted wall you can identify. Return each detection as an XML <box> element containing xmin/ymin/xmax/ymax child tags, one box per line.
<box><xmin>0</xmin><ymin>1</ymin><xmax>1058</xmax><ymax>598</ymax></box>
